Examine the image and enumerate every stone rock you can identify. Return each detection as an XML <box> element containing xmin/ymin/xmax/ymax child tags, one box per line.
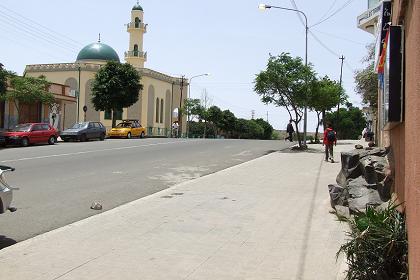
<box><xmin>328</xmin><ymin>184</ymin><xmax>349</xmax><ymax>209</ymax></box>
<box><xmin>355</xmin><ymin>144</ymin><xmax>364</xmax><ymax>149</ymax></box>
<box><xmin>347</xmin><ymin>177</ymin><xmax>384</xmax><ymax>213</ymax></box>
<box><xmin>90</xmin><ymin>202</ymin><xmax>103</xmax><ymax>210</ymax></box>
<box><xmin>368</xmin><ymin>141</ymin><xmax>375</xmax><ymax>147</ymax></box>
<box><xmin>377</xmin><ymin>174</ymin><xmax>393</xmax><ymax>201</ymax></box>
<box><xmin>341</xmin><ymin>151</ymin><xmax>362</xmax><ymax>179</ymax></box>
<box><xmin>336</xmin><ymin>169</ymin><xmax>347</xmax><ymax>187</ymax></box>
<box><xmin>335</xmin><ymin>205</ymin><xmax>350</xmax><ymax>219</ymax></box>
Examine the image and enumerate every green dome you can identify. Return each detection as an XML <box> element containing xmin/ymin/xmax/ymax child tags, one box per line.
<box><xmin>132</xmin><ymin>3</ymin><xmax>143</xmax><ymax>11</ymax></box>
<box><xmin>76</xmin><ymin>42</ymin><xmax>120</xmax><ymax>62</ymax></box>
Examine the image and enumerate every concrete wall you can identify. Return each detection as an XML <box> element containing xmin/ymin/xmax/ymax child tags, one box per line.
<box><xmin>391</xmin><ymin>0</ymin><xmax>420</xmax><ymax>277</ymax></box>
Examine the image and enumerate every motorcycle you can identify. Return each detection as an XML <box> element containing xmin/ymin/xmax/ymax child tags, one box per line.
<box><xmin>0</xmin><ymin>165</ymin><xmax>17</xmax><ymax>213</ymax></box>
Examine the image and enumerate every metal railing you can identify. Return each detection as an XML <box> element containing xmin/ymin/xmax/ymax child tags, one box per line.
<box><xmin>124</xmin><ymin>51</ymin><xmax>147</xmax><ymax>59</ymax></box>
<box><xmin>126</xmin><ymin>22</ymin><xmax>147</xmax><ymax>32</ymax></box>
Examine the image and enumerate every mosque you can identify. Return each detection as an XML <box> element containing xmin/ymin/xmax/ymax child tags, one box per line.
<box><xmin>22</xmin><ymin>2</ymin><xmax>187</xmax><ymax>136</ymax></box>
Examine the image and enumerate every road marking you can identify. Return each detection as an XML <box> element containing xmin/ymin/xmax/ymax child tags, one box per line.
<box><xmin>1</xmin><ymin>140</ymin><xmax>195</xmax><ymax>163</ymax></box>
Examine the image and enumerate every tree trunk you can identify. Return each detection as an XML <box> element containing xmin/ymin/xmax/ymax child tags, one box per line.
<box><xmin>203</xmin><ymin>119</ymin><xmax>207</xmax><ymax>138</ymax></box>
<box><xmin>322</xmin><ymin>110</ymin><xmax>326</xmax><ymax>129</ymax></box>
<box><xmin>112</xmin><ymin>110</ymin><xmax>117</xmax><ymax>128</ymax></box>
<box><xmin>14</xmin><ymin>101</ymin><xmax>20</xmax><ymax>124</ymax></box>
<box><xmin>315</xmin><ymin>111</ymin><xmax>321</xmax><ymax>143</ymax></box>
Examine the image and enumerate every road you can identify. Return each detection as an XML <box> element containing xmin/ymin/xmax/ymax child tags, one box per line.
<box><xmin>0</xmin><ymin>138</ymin><xmax>292</xmax><ymax>247</ymax></box>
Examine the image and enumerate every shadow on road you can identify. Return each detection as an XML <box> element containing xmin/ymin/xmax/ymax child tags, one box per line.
<box><xmin>0</xmin><ymin>235</ymin><xmax>17</xmax><ymax>250</ymax></box>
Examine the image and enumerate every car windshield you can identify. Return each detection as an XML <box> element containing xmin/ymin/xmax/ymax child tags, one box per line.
<box><xmin>70</xmin><ymin>122</ymin><xmax>88</xmax><ymax>129</ymax></box>
<box><xmin>116</xmin><ymin>123</ymin><xmax>132</xmax><ymax>128</ymax></box>
<box><xmin>11</xmin><ymin>124</ymin><xmax>32</xmax><ymax>132</ymax></box>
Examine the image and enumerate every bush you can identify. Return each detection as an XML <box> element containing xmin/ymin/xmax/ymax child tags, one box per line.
<box><xmin>337</xmin><ymin>202</ymin><xmax>408</xmax><ymax>280</ymax></box>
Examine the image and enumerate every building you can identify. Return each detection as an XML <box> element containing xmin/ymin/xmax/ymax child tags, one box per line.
<box><xmin>0</xmin><ymin>81</ymin><xmax>76</xmax><ymax>131</ymax></box>
<box><xmin>24</xmin><ymin>2</ymin><xmax>188</xmax><ymax>136</ymax></box>
<box><xmin>357</xmin><ymin>0</ymin><xmax>420</xmax><ymax>277</ymax></box>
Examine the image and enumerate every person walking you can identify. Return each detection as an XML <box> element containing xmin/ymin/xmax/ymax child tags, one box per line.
<box><xmin>285</xmin><ymin>120</ymin><xmax>294</xmax><ymax>142</ymax></box>
<box><xmin>323</xmin><ymin>123</ymin><xmax>337</xmax><ymax>163</ymax></box>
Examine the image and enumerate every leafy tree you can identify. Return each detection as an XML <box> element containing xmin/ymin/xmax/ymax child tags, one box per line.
<box><xmin>355</xmin><ymin>43</ymin><xmax>378</xmax><ymax>109</ymax></box>
<box><xmin>207</xmin><ymin>105</ymin><xmax>223</xmax><ymax>135</ymax></box>
<box><xmin>325</xmin><ymin>103</ymin><xmax>366</xmax><ymax>140</ymax></box>
<box><xmin>91</xmin><ymin>61</ymin><xmax>142</xmax><ymax>127</ymax></box>
<box><xmin>0</xmin><ymin>63</ymin><xmax>7</xmax><ymax>96</ymax></box>
<box><xmin>2</xmin><ymin>75</ymin><xmax>54</xmax><ymax>122</ymax></box>
<box><xmin>220</xmin><ymin>109</ymin><xmax>236</xmax><ymax>137</ymax></box>
<box><xmin>255</xmin><ymin>53</ymin><xmax>315</xmax><ymax>147</ymax></box>
<box><xmin>308</xmin><ymin>76</ymin><xmax>342</xmax><ymax>142</ymax></box>
<box><xmin>254</xmin><ymin>118</ymin><xmax>273</xmax><ymax>140</ymax></box>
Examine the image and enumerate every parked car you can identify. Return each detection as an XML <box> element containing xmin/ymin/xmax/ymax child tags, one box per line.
<box><xmin>0</xmin><ymin>165</ymin><xmax>17</xmax><ymax>214</ymax></box>
<box><xmin>2</xmin><ymin>123</ymin><xmax>58</xmax><ymax>147</ymax></box>
<box><xmin>0</xmin><ymin>135</ymin><xmax>5</xmax><ymax>147</ymax></box>
<box><xmin>107</xmin><ymin>119</ymin><xmax>145</xmax><ymax>139</ymax></box>
<box><xmin>60</xmin><ymin>121</ymin><xmax>106</xmax><ymax>142</ymax></box>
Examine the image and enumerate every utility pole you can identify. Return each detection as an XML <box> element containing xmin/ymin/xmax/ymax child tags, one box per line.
<box><xmin>179</xmin><ymin>75</ymin><xmax>185</xmax><ymax>138</ymax></box>
<box><xmin>337</xmin><ymin>55</ymin><xmax>345</xmax><ymax>137</ymax></box>
<box><xmin>266</xmin><ymin>111</ymin><xmax>269</xmax><ymax>122</ymax></box>
<box><xmin>251</xmin><ymin>110</ymin><xmax>255</xmax><ymax>120</ymax></box>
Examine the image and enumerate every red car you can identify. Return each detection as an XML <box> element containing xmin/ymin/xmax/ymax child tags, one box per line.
<box><xmin>3</xmin><ymin>123</ymin><xmax>58</xmax><ymax>147</ymax></box>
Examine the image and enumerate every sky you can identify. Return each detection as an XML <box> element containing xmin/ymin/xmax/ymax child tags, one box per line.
<box><xmin>0</xmin><ymin>0</ymin><xmax>374</xmax><ymax>131</ymax></box>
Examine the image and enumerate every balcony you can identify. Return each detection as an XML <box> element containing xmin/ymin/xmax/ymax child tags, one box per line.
<box><xmin>357</xmin><ymin>1</ymin><xmax>382</xmax><ymax>34</ymax></box>
<box><xmin>125</xmin><ymin>51</ymin><xmax>147</xmax><ymax>60</ymax></box>
<box><xmin>126</xmin><ymin>22</ymin><xmax>147</xmax><ymax>33</ymax></box>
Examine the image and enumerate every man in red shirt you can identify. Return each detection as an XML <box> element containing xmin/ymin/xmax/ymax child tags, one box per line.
<box><xmin>323</xmin><ymin>123</ymin><xmax>337</xmax><ymax>163</ymax></box>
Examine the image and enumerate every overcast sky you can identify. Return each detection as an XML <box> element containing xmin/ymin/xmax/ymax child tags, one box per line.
<box><xmin>0</xmin><ymin>0</ymin><xmax>373</xmax><ymax>131</ymax></box>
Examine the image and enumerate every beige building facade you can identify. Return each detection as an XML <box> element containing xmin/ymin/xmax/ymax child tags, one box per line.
<box><xmin>24</xmin><ymin>2</ymin><xmax>187</xmax><ymax>136</ymax></box>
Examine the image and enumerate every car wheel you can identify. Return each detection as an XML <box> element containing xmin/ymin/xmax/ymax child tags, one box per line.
<box><xmin>48</xmin><ymin>136</ymin><xmax>56</xmax><ymax>145</ymax></box>
<box><xmin>100</xmin><ymin>133</ymin><xmax>105</xmax><ymax>141</ymax></box>
<box><xmin>21</xmin><ymin>137</ymin><xmax>29</xmax><ymax>147</ymax></box>
<box><xmin>127</xmin><ymin>132</ymin><xmax>131</xmax><ymax>139</ymax></box>
<box><xmin>140</xmin><ymin>132</ymin><xmax>145</xmax><ymax>138</ymax></box>
<box><xmin>80</xmin><ymin>134</ymin><xmax>87</xmax><ymax>142</ymax></box>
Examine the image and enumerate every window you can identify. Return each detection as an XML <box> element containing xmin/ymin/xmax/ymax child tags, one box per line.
<box><xmin>88</xmin><ymin>122</ymin><xmax>94</xmax><ymax>129</ymax></box>
<box><xmin>160</xmin><ymin>99</ymin><xmax>164</xmax><ymax>123</ymax></box>
<box><xmin>94</xmin><ymin>122</ymin><xmax>101</xmax><ymax>128</ymax></box>
<box><xmin>134</xmin><ymin>44</ymin><xmax>138</xmax><ymax>56</ymax></box>
<box><xmin>41</xmin><ymin>124</ymin><xmax>50</xmax><ymax>130</ymax></box>
<box><xmin>155</xmin><ymin>98</ymin><xmax>159</xmax><ymax>123</ymax></box>
<box><xmin>32</xmin><ymin>124</ymin><xmax>42</xmax><ymax>131</ymax></box>
<box><xmin>115</xmin><ymin>109</ymin><xmax>123</xmax><ymax>120</ymax></box>
<box><xmin>135</xmin><ymin>17</ymin><xmax>140</xmax><ymax>28</ymax></box>
<box><xmin>105</xmin><ymin>110</ymin><xmax>112</xmax><ymax>120</ymax></box>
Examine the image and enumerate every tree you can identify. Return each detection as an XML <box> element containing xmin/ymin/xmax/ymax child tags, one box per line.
<box><xmin>91</xmin><ymin>61</ymin><xmax>142</xmax><ymax>127</ymax></box>
<box><xmin>355</xmin><ymin>43</ymin><xmax>378</xmax><ymax>109</ymax></box>
<box><xmin>0</xmin><ymin>63</ymin><xmax>7</xmax><ymax>96</ymax></box>
<box><xmin>308</xmin><ymin>76</ymin><xmax>342</xmax><ymax>142</ymax></box>
<box><xmin>2</xmin><ymin>75</ymin><xmax>54</xmax><ymax>122</ymax></box>
<box><xmin>255</xmin><ymin>53</ymin><xmax>315</xmax><ymax>147</ymax></box>
<box><xmin>324</xmin><ymin>103</ymin><xmax>366</xmax><ymax>140</ymax></box>
<box><xmin>219</xmin><ymin>109</ymin><xmax>237</xmax><ymax>137</ymax></box>
<box><xmin>254</xmin><ymin>118</ymin><xmax>273</xmax><ymax>140</ymax></box>
<box><xmin>207</xmin><ymin>106</ymin><xmax>223</xmax><ymax>135</ymax></box>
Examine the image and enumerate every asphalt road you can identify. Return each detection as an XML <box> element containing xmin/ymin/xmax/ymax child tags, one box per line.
<box><xmin>0</xmin><ymin>138</ymin><xmax>292</xmax><ymax>247</ymax></box>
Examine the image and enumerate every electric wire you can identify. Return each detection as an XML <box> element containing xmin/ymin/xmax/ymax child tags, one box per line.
<box><xmin>0</xmin><ymin>3</ymin><xmax>83</xmax><ymax>49</ymax></box>
<box><xmin>0</xmin><ymin>10</ymin><xmax>79</xmax><ymax>53</ymax></box>
<box><xmin>310</xmin><ymin>0</ymin><xmax>356</xmax><ymax>28</ymax></box>
<box><xmin>317</xmin><ymin>0</ymin><xmax>338</xmax><ymax>24</ymax></box>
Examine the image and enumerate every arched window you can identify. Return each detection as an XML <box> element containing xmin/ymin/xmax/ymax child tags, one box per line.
<box><xmin>155</xmin><ymin>98</ymin><xmax>159</xmax><ymax>123</ymax></box>
<box><xmin>160</xmin><ymin>99</ymin><xmax>164</xmax><ymax>123</ymax></box>
<box><xmin>133</xmin><ymin>44</ymin><xmax>138</xmax><ymax>56</ymax></box>
<box><xmin>135</xmin><ymin>17</ymin><xmax>140</xmax><ymax>28</ymax></box>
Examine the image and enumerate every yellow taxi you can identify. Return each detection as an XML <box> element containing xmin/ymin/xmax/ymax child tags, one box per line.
<box><xmin>107</xmin><ymin>120</ymin><xmax>146</xmax><ymax>139</ymax></box>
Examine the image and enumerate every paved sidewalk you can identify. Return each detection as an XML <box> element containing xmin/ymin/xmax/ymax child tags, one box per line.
<box><xmin>0</xmin><ymin>141</ymin><xmax>359</xmax><ymax>280</ymax></box>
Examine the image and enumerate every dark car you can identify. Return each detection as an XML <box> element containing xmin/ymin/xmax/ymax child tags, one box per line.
<box><xmin>2</xmin><ymin>123</ymin><xmax>58</xmax><ymax>147</ymax></box>
<box><xmin>60</xmin><ymin>121</ymin><xmax>106</xmax><ymax>142</ymax></box>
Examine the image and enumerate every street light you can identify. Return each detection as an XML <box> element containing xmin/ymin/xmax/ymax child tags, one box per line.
<box><xmin>186</xmin><ymin>73</ymin><xmax>209</xmax><ymax>138</ymax></box>
<box><xmin>259</xmin><ymin>3</ymin><xmax>309</xmax><ymax>147</ymax></box>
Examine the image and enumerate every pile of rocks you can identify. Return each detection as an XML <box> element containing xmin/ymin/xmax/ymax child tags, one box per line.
<box><xmin>328</xmin><ymin>145</ymin><xmax>393</xmax><ymax>215</ymax></box>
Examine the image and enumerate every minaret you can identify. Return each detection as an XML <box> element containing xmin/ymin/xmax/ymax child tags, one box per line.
<box><xmin>125</xmin><ymin>1</ymin><xmax>147</xmax><ymax>68</ymax></box>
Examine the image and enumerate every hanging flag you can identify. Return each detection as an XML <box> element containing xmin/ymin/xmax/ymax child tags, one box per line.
<box><xmin>377</xmin><ymin>29</ymin><xmax>390</xmax><ymax>74</ymax></box>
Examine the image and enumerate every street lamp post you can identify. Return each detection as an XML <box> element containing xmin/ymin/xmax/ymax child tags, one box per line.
<box><xmin>186</xmin><ymin>73</ymin><xmax>209</xmax><ymax>138</ymax></box>
<box><xmin>259</xmin><ymin>4</ymin><xmax>309</xmax><ymax>146</ymax></box>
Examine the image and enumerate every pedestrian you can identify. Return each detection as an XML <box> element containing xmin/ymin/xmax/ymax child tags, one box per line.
<box><xmin>323</xmin><ymin>123</ymin><xmax>337</xmax><ymax>163</ymax></box>
<box><xmin>285</xmin><ymin>120</ymin><xmax>294</xmax><ymax>142</ymax></box>
<box><xmin>172</xmin><ymin>122</ymin><xmax>179</xmax><ymax>138</ymax></box>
